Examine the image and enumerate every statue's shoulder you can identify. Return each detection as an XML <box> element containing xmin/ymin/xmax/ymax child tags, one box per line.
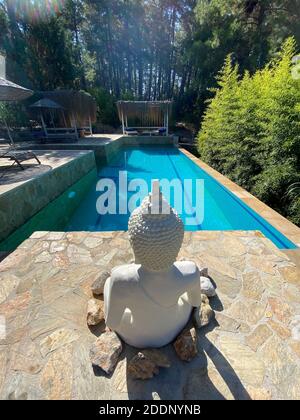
<box><xmin>174</xmin><ymin>260</ymin><xmax>199</xmax><ymax>277</ymax></box>
<box><xmin>110</xmin><ymin>264</ymin><xmax>140</xmax><ymax>285</ymax></box>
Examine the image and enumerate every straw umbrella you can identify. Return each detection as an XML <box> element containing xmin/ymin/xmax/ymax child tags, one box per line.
<box><xmin>0</xmin><ymin>77</ymin><xmax>33</xmax><ymax>144</ymax></box>
<box><xmin>30</xmin><ymin>98</ymin><xmax>65</xmax><ymax>137</ymax></box>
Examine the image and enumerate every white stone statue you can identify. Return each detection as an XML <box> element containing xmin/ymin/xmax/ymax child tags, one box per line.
<box><xmin>104</xmin><ymin>180</ymin><xmax>202</xmax><ymax>348</ymax></box>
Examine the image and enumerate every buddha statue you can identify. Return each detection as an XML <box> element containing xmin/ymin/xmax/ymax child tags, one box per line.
<box><xmin>104</xmin><ymin>181</ymin><xmax>202</xmax><ymax>348</ymax></box>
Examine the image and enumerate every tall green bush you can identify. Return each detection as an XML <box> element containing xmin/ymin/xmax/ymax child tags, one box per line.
<box><xmin>198</xmin><ymin>37</ymin><xmax>300</xmax><ymax>226</ymax></box>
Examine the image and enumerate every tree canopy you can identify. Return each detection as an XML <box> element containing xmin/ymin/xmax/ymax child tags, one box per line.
<box><xmin>1</xmin><ymin>0</ymin><xmax>300</xmax><ymax>125</ymax></box>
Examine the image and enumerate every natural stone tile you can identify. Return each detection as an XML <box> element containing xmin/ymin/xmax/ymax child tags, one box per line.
<box><xmin>261</xmin><ymin>336</ymin><xmax>298</xmax><ymax>388</ymax></box>
<box><xmin>113</xmin><ymin>358</ymin><xmax>128</xmax><ymax>393</ymax></box>
<box><xmin>245</xmin><ymin>325</ymin><xmax>272</xmax><ymax>351</ymax></box>
<box><xmin>268</xmin><ymin>320</ymin><xmax>291</xmax><ymax>340</ymax></box>
<box><xmin>49</xmin><ymin>241</ymin><xmax>68</xmax><ymax>254</ymax></box>
<box><xmin>30</xmin><ymin>232</ymin><xmax>49</xmax><ymax>239</ymax></box>
<box><xmin>29</xmin><ymin>317</ymin><xmax>65</xmax><ymax>341</ymax></box>
<box><xmin>242</xmin><ymin>271</ymin><xmax>265</xmax><ymax>300</ymax></box>
<box><xmin>34</xmin><ymin>251</ymin><xmax>52</xmax><ymax>264</ymax></box>
<box><xmin>50</xmin><ymin>292</ymin><xmax>87</xmax><ymax>326</ymax></box>
<box><xmin>83</xmin><ymin>237</ymin><xmax>104</xmax><ymax>249</ymax></box>
<box><xmin>11</xmin><ymin>340</ymin><xmax>42</xmax><ymax>375</ymax></box>
<box><xmin>247</xmin><ymin>240</ymin><xmax>271</xmax><ymax>256</ymax></box>
<box><xmin>65</xmin><ymin>232</ymin><xmax>86</xmax><ymax>244</ymax></box>
<box><xmin>201</xmin><ymin>255</ymin><xmax>237</xmax><ymax>279</ymax></box>
<box><xmin>261</xmin><ymin>273</ymin><xmax>283</xmax><ymax>296</ymax></box>
<box><xmin>218</xmin><ymin>335</ymin><xmax>265</xmax><ymax>387</ymax></box>
<box><xmin>246</xmin><ymin>386</ymin><xmax>272</xmax><ymax>400</ymax></box>
<box><xmin>238</xmin><ymin>322</ymin><xmax>251</xmax><ymax>334</ymax></box>
<box><xmin>290</xmin><ymin>316</ymin><xmax>300</xmax><ymax>341</ymax></box>
<box><xmin>47</xmin><ymin>232</ymin><xmax>65</xmax><ymax>241</ymax></box>
<box><xmin>67</xmin><ymin>245</ymin><xmax>93</xmax><ymax>265</ymax></box>
<box><xmin>0</xmin><ymin>348</ymin><xmax>8</xmax><ymax>393</ymax></box>
<box><xmin>40</xmin><ymin>328</ymin><xmax>80</xmax><ymax>358</ymax></box>
<box><xmin>0</xmin><ymin>273</ymin><xmax>19</xmax><ymax>304</ymax></box>
<box><xmin>0</xmin><ymin>230</ymin><xmax>299</xmax><ymax>400</ymax></box>
<box><xmin>94</xmin><ymin>249</ymin><xmax>119</xmax><ymax>267</ymax></box>
<box><xmin>289</xmin><ymin>341</ymin><xmax>300</xmax><ymax>358</ymax></box>
<box><xmin>283</xmin><ymin>284</ymin><xmax>300</xmax><ymax>307</ymax></box>
<box><xmin>278</xmin><ymin>265</ymin><xmax>300</xmax><ymax>286</ymax></box>
<box><xmin>0</xmin><ymin>291</ymin><xmax>31</xmax><ymax>318</ymax></box>
<box><xmin>227</xmin><ymin>300</ymin><xmax>267</xmax><ymax>326</ymax></box>
<box><xmin>220</xmin><ymin>237</ymin><xmax>247</xmax><ymax>256</ymax></box>
<box><xmin>268</xmin><ymin>297</ymin><xmax>292</xmax><ymax>324</ymax></box>
<box><xmin>183</xmin><ymin>364</ymin><xmax>235</xmax><ymax>400</ymax></box>
<box><xmin>215</xmin><ymin>313</ymin><xmax>240</xmax><ymax>333</ymax></box>
<box><xmin>210</xmin><ymin>271</ymin><xmax>241</xmax><ymax>299</ymax></box>
<box><xmin>0</xmin><ymin>249</ymin><xmax>27</xmax><ymax>272</ymax></box>
<box><xmin>18</xmin><ymin>238</ymin><xmax>37</xmax><ymax>250</ymax></box>
<box><xmin>40</xmin><ymin>344</ymin><xmax>73</xmax><ymax>400</ymax></box>
<box><xmin>278</xmin><ymin>367</ymin><xmax>300</xmax><ymax>400</ymax></box>
<box><xmin>31</xmin><ymin>240</ymin><xmax>50</xmax><ymax>254</ymax></box>
<box><xmin>249</xmin><ymin>255</ymin><xmax>277</xmax><ymax>275</ymax></box>
<box><xmin>52</xmin><ymin>252</ymin><xmax>70</xmax><ymax>269</ymax></box>
<box><xmin>229</xmin><ymin>255</ymin><xmax>246</xmax><ymax>272</ymax></box>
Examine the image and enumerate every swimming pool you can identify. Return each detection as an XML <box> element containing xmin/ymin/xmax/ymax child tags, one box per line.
<box><xmin>66</xmin><ymin>146</ymin><xmax>296</xmax><ymax>249</ymax></box>
<box><xmin>0</xmin><ymin>146</ymin><xmax>297</xmax><ymax>251</ymax></box>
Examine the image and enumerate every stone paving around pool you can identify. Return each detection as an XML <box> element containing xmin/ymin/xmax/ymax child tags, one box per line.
<box><xmin>0</xmin><ymin>230</ymin><xmax>299</xmax><ymax>400</ymax></box>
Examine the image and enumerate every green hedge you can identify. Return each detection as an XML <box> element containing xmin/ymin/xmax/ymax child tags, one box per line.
<box><xmin>198</xmin><ymin>37</ymin><xmax>300</xmax><ymax>226</ymax></box>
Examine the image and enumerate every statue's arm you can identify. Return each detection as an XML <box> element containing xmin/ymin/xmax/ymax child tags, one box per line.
<box><xmin>104</xmin><ymin>281</ymin><xmax>126</xmax><ymax>330</ymax></box>
<box><xmin>184</xmin><ymin>281</ymin><xmax>202</xmax><ymax>307</ymax></box>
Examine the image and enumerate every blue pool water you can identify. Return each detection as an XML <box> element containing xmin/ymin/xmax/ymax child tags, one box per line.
<box><xmin>67</xmin><ymin>146</ymin><xmax>297</xmax><ymax>250</ymax></box>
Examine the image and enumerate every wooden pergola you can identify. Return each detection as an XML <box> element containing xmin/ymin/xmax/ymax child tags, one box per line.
<box><xmin>117</xmin><ymin>101</ymin><xmax>172</xmax><ymax>135</ymax></box>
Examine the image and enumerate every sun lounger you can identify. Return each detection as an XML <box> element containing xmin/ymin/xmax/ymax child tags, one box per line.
<box><xmin>0</xmin><ymin>146</ymin><xmax>41</xmax><ymax>170</ymax></box>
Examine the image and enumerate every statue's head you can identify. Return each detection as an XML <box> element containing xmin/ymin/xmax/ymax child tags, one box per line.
<box><xmin>128</xmin><ymin>180</ymin><xmax>184</xmax><ymax>272</ymax></box>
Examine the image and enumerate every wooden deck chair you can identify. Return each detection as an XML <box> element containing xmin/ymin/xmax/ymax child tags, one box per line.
<box><xmin>0</xmin><ymin>145</ymin><xmax>41</xmax><ymax>170</ymax></box>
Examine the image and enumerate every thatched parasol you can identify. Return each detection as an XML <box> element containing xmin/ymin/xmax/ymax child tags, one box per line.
<box><xmin>30</xmin><ymin>98</ymin><xmax>64</xmax><ymax>109</ymax></box>
<box><xmin>30</xmin><ymin>98</ymin><xmax>66</xmax><ymax>135</ymax></box>
<box><xmin>41</xmin><ymin>90</ymin><xmax>97</xmax><ymax>127</ymax></box>
<box><xmin>0</xmin><ymin>77</ymin><xmax>33</xmax><ymax>144</ymax></box>
<box><xmin>0</xmin><ymin>77</ymin><xmax>33</xmax><ymax>101</ymax></box>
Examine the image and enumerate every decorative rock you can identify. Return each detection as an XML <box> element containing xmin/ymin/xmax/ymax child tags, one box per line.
<box><xmin>128</xmin><ymin>353</ymin><xmax>159</xmax><ymax>380</ymax></box>
<box><xmin>174</xmin><ymin>327</ymin><xmax>198</xmax><ymax>361</ymax></box>
<box><xmin>91</xmin><ymin>272</ymin><xmax>110</xmax><ymax>296</ymax></box>
<box><xmin>87</xmin><ymin>298</ymin><xmax>105</xmax><ymax>326</ymax></box>
<box><xmin>200</xmin><ymin>276</ymin><xmax>216</xmax><ymax>297</ymax></box>
<box><xmin>90</xmin><ymin>331</ymin><xmax>122</xmax><ymax>374</ymax></box>
<box><xmin>142</xmin><ymin>349</ymin><xmax>171</xmax><ymax>368</ymax></box>
<box><xmin>152</xmin><ymin>392</ymin><xmax>161</xmax><ymax>400</ymax></box>
<box><xmin>193</xmin><ymin>294</ymin><xmax>214</xmax><ymax>328</ymax></box>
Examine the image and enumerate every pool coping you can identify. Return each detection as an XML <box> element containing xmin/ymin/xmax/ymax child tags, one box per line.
<box><xmin>0</xmin><ymin>150</ymin><xmax>96</xmax><ymax>243</ymax></box>
<box><xmin>180</xmin><ymin>148</ymin><xmax>300</xmax><ymax>248</ymax></box>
